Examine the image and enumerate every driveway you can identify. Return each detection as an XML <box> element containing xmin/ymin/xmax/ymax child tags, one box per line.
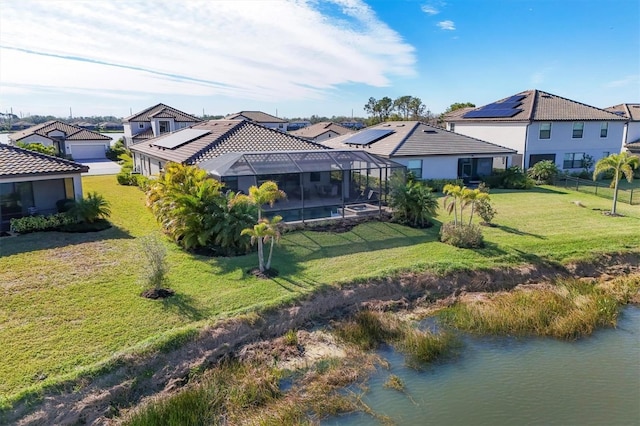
<box><xmin>80</xmin><ymin>159</ymin><xmax>121</xmax><ymax>176</ymax></box>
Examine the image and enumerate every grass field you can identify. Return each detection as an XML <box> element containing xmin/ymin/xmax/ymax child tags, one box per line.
<box><xmin>1</xmin><ymin>175</ymin><xmax>639</xmax><ymax>404</ymax></box>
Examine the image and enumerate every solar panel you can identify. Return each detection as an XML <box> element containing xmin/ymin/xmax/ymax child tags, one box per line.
<box><xmin>343</xmin><ymin>129</ymin><xmax>394</xmax><ymax>145</ymax></box>
<box><xmin>463</xmin><ymin>109</ymin><xmax>522</xmax><ymax>118</ymax></box>
<box><xmin>153</xmin><ymin>128</ymin><xmax>210</xmax><ymax>149</ymax></box>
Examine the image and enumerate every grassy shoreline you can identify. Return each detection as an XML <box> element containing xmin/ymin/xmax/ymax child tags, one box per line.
<box><xmin>1</xmin><ymin>175</ymin><xmax>640</xmax><ymax>411</ymax></box>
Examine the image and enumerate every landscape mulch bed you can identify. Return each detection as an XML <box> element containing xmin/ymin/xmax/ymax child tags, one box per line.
<box><xmin>141</xmin><ymin>288</ymin><xmax>175</xmax><ymax>299</ymax></box>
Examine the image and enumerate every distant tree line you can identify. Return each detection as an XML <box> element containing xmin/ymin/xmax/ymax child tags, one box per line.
<box><xmin>363</xmin><ymin>96</ymin><xmax>438</xmax><ymax>126</ymax></box>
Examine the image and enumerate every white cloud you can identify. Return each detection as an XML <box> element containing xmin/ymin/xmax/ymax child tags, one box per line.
<box><xmin>0</xmin><ymin>0</ymin><xmax>416</xmax><ymax>105</ymax></box>
<box><xmin>421</xmin><ymin>5</ymin><xmax>440</xmax><ymax>15</ymax></box>
<box><xmin>604</xmin><ymin>74</ymin><xmax>639</xmax><ymax>88</ymax></box>
<box><xmin>437</xmin><ymin>20</ymin><xmax>456</xmax><ymax>30</ymax></box>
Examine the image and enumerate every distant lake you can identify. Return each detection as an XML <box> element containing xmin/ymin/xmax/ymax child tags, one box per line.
<box><xmin>0</xmin><ymin>132</ymin><xmax>123</xmax><ymax>146</ymax></box>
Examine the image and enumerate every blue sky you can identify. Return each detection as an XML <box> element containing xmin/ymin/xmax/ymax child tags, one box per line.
<box><xmin>0</xmin><ymin>0</ymin><xmax>638</xmax><ymax>120</ymax></box>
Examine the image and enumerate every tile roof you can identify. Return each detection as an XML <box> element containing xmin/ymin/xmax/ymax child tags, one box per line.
<box><xmin>289</xmin><ymin>122</ymin><xmax>354</xmax><ymax>139</ymax></box>
<box><xmin>626</xmin><ymin>142</ymin><xmax>640</xmax><ymax>154</ymax></box>
<box><xmin>446</xmin><ymin>90</ymin><xmax>627</xmax><ymax>122</ymax></box>
<box><xmin>320</xmin><ymin>121</ymin><xmax>516</xmax><ymax>157</ymax></box>
<box><xmin>605</xmin><ymin>103</ymin><xmax>640</xmax><ymax>121</ymax></box>
<box><xmin>132</xmin><ymin>128</ymin><xmax>155</xmax><ymax>141</ymax></box>
<box><xmin>129</xmin><ymin>120</ymin><xmax>327</xmax><ymax>164</ymax></box>
<box><xmin>123</xmin><ymin>103</ymin><xmax>202</xmax><ymax>123</ymax></box>
<box><xmin>9</xmin><ymin>121</ymin><xmax>111</xmax><ymax>143</ymax></box>
<box><xmin>0</xmin><ymin>144</ymin><xmax>89</xmax><ymax>178</ymax></box>
<box><xmin>225</xmin><ymin>111</ymin><xmax>287</xmax><ymax>123</ymax></box>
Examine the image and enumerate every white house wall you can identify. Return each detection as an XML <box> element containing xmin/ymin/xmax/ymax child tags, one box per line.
<box><xmin>625</xmin><ymin>122</ymin><xmax>640</xmax><ymax>145</ymax></box>
<box><xmin>525</xmin><ymin>121</ymin><xmax>625</xmax><ymax>169</ymax></box>
<box><xmin>453</xmin><ymin>122</ymin><xmax>528</xmax><ymax>156</ymax></box>
<box><xmin>18</xmin><ymin>134</ymin><xmax>52</xmax><ymax>145</ymax></box>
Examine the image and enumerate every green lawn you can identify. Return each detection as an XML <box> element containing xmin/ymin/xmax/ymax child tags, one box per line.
<box><xmin>1</xmin><ymin>176</ymin><xmax>639</xmax><ymax>404</ymax></box>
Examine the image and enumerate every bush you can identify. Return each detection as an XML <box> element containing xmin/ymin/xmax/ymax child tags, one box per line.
<box><xmin>56</xmin><ymin>198</ymin><xmax>76</xmax><ymax>213</ymax></box>
<box><xmin>117</xmin><ymin>172</ymin><xmax>133</xmax><ymax>185</ymax></box>
<box><xmin>140</xmin><ymin>234</ymin><xmax>169</xmax><ymax>289</ymax></box>
<box><xmin>10</xmin><ymin>213</ymin><xmax>75</xmax><ymax>234</ymax></box>
<box><xmin>106</xmin><ymin>138</ymin><xmax>128</xmax><ymax>161</ymax></box>
<box><xmin>59</xmin><ymin>218</ymin><xmax>112</xmax><ymax>233</ymax></box>
<box><xmin>527</xmin><ymin>160</ymin><xmax>559</xmax><ymax>184</ymax></box>
<box><xmin>69</xmin><ymin>192</ymin><xmax>111</xmax><ymax>223</ymax></box>
<box><xmin>439</xmin><ymin>222</ymin><xmax>484</xmax><ymax>248</ymax></box>
<box><xmin>421</xmin><ymin>178</ymin><xmax>463</xmax><ymax>193</ymax></box>
<box><xmin>476</xmin><ymin>198</ymin><xmax>497</xmax><ymax>225</ymax></box>
<box><xmin>484</xmin><ymin>166</ymin><xmax>534</xmax><ymax>189</ymax></box>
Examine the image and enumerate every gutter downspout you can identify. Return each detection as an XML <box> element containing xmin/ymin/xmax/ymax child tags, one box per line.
<box><xmin>523</xmin><ymin>123</ymin><xmax>530</xmax><ymax>169</ymax></box>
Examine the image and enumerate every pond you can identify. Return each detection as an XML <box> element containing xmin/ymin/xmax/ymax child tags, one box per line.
<box><xmin>324</xmin><ymin>306</ymin><xmax>640</xmax><ymax>426</ymax></box>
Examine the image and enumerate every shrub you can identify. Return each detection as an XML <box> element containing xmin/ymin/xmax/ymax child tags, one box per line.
<box><xmin>106</xmin><ymin>138</ymin><xmax>128</xmax><ymax>161</ymax></box>
<box><xmin>389</xmin><ymin>176</ymin><xmax>438</xmax><ymax>228</ymax></box>
<box><xmin>69</xmin><ymin>192</ymin><xmax>111</xmax><ymax>223</ymax></box>
<box><xmin>527</xmin><ymin>160</ymin><xmax>559</xmax><ymax>184</ymax></box>
<box><xmin>117</xmin><ymin>172</ymin><xmax>133</xmax><ymax>185</ymax></box>
<box><xmin>10</xmin><ymin>213</ymin><xmax>75</xmax><ymax>234</ymax></box>
<box><xmin>56</xmin><ymin>198</ymin><xmax>76</xmax><ymax>213</ymax></box>
<box><xmin>140</xmin><ymin>234</ymin><xmax>170</xmax><ymax>289</ymax></box>
<box><xmin>59</xmin><ymin>219</ymin><xmax>111</xmax><ymax>233</ymax></box>
<box><xmin>421</xmin><ymin>178</ymin><xmax>463</xmax><ymax>192</ymax></box>
<box><xmin>476</xmin><ymin>198</ymin><xmax>497</xmax><ymax>225</ymax></box>
<box><xmin>439</xmin><ymin>222</ymin><xmax>484</xmax><ymax>248</ymax></box>
<box><xmin>484</xmin><ymin>166</ymin><xmax>534</xmax><ymax>189</ymax></box>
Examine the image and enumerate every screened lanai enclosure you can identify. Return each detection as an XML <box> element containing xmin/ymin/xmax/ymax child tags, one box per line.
<box><xmin>198</xmin><ymin>150</ymin><xmax>405</xmax><ymax>222</ymax></box>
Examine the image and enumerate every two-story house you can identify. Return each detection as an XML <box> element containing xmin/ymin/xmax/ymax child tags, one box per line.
<box><xmin>443</xmin><ymin>90</ymin><xmax>627</xmax><ymax>171</ymax></box>
<box><xmin>123</xmin><ymin>103</ymin><xmax>202</xmax><ymax>147</ymax></box>
<box><xmin>224</xmin><ymin>111</ymin><xmax>289</xmax><ymax>132</ymax></box>
<box><xmin>605</xmin><ymin>103</ymin><xmax>640</xmax><ymax>155</ymax></box>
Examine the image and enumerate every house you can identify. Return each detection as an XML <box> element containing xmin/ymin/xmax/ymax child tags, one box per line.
<box><xmin>443</xmin><ymin>90</ymin><xmax>627</xmax><ymax>170</ymax></box>
<box><xmin>129</xmin><ymin>120</ymin><xmax>403</xmax><ymax>222</ymax></box>
<box><xmin>10</xmin><ymin>121</ymin><xmax>35</xmax><ymax>131</ymax></box>
<box><xmin>99</xmin><ymin>121</ymin><xmax>124</xmax><ymax>132</ymax></box>
<box><xmin>122</xmin><ymin>103</ymin><xmax>202</xmax><ymax>147</ymax></box>
<box><xmin>605</xmin><ymin>103</ymin><xmax>640</xmax><ymax>154</ymax></box>
<box><xmin>340</xmin><ymin>121</ymin><xmax>365</xmax><ymax>130</ymax></box>
<box><xmin>225</xmin><ymin>111</ymin><xmax>289</xmax><ymax>132</ymax></box>
<box><xmin>0</xmin><ymin>144</ymin><xmax>88</xmax><ymax>230</ymax></box>
<box><xmin>288</xmin><ymin>121</ymin><xmax>354</xmax><ymax>142</ymax></box>
<box><xmin>319</xmin><ymin>121</ymin><xmax>516</xmax><ymax>182</ymax></box>
<box><xmin>8</xmin><ymin>121</ymin><xmax>112</xmax><ymax>160</ymax></box>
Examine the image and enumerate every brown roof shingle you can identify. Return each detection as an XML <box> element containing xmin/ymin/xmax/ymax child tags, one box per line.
<box><xmin>9</xmin><ymin>121</ymin><xmax>111</xmax><ymax>143</ymax></box>
<box><xmin>320</xmin><ymin>121</ymin><xmax>516</xmax><ymax>157</ymax></box>
<box><xmin>605</xmin><ymin>103</ymin><xmax>640</xmax><ymax>121</ymax></box>
<box><xmin>129</xmin><ymin>120</ymin><xmax>326</xmax><ymax>165</ymax></box>
<box><xmin>0</xmin><ymin>144</ymin><xmax>89</xmax><ymax>178</ymax></box>
<box><xmin>123</xmin><ymin>103</ymin><xmax>202</xmax><ymax>123</ymax></box>
<box><xmin>225</xmin><ymin>111</ymin><xmax>287</xmax><ymax>123</ymax></box>
<box><xmin>447</xmin><ymin>90</ymin><xmax>627</xmax><ymax>122</ymax></box>
<box><xmin>289</xmin><ymin>122</ymin><xmax>354</xmax><ymax>139</ymax></box>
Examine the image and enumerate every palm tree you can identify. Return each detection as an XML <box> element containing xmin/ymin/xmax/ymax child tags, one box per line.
<box><xmin>443</xmin><ymin>184</ymin><xmax>464</xmax><ymax>226</ymax></box>
<box><xmin>593</xmin><ymin>152</ymin><xmax>639</xmax><ymax>215</ymax></box>
<box><xmin>461</xmin><ymin>188</ymin><xmax>489</xmax><ymax>225</ymax></box>
<box><xmin>246</xmin><ymin>181</ymin><xmax>286</xmax><ymax>220</ymax></box>
<box><xmin>241</xmin><ymin>220</ymin><xmax>271</xmax><ymax>272</ymax></box>
<box><xmin>70</xmin><ymin>192</ymin><xmax>111</xmax><ymax>223</ymax></box>
<box><xmin>263</xmin><ymin>215</ymin><xmax>283</xmax><ymax>271</ymax></box>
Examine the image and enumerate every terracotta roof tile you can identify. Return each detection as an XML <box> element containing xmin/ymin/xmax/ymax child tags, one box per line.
<box><xmin>0</xmin><ymin>144</ymin><xmax>89</xmax><ymax>178</ymax></box>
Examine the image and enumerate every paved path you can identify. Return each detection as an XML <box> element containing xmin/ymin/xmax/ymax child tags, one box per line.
<box><xmin>81</xmin><ymin>159</ymin><xmax>121</xmax><ymax>176</ymax></box>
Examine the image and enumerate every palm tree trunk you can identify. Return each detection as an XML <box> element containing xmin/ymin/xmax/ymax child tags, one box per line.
<box><xmin>469</xmin><ymin>202</ymin><xmax>475</xmax><ymax>226</ymax></box>
<box><xmin>266</xmin><ymin>238</ymin><xmax>275</xmax><ymax>271</ymax></box>
<box><xmin>612</xmin><ymin>171</ymin><xmax>620</xmax><ymax>215</ymax></box>
<box><xmin>257</xmin><ymin>239</ymin><xmax>265</xmax><ymax>272</ymax></box>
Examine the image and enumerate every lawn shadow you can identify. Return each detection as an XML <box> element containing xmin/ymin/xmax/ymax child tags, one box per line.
<box><xmin>492</xmin><ymin>186</ymin><xmax>569</xmax><ymax>195</ymax></box>
<box><xmin>161</xmin><ymin>292</ymin><xmax>205</xmax><ymax>321</ymax></box>
<box><xmin>475</xmin><ymin>241</ymin><xmax>509</xmax><ymax>257</ymax></box>
<box><xmin>0</xmin><ymin>224</ymin><xmax>134</xmax><ymax>257</ymax></box>
<box><xmin>495</xmin><ymin>224</ymin><xmax>546</xmax><ymax>239</ymax></box>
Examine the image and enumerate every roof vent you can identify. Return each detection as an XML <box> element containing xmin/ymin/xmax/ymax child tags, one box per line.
<box><xmin>396</xmin><ymin>124</ymin><xmax>405</xmax><ymax>127</ymax></box>
<box><xmin>382</xmin><ymin>124</ymin><xmax>391</xmax><ymax>127</ymax></box>
<box><xmin>423</xmin><ymin>130</ymin><xmax>437</xmax><ymax>133</ymax></box>
<box><xmin>542</xmin><ymin>94</ymin><xmax>552</xmax><ymax>98</ymax></box>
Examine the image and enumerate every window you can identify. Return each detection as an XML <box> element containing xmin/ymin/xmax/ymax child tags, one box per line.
<box><xmin>159</xmin><ymin>121</ymin><xmax>170</xmax><ymax>134</ymax></box>
<box><xmin>563</xmin><ymin>152</ymin><xmax>584</xmax><ymax>169</ymax></box>
<box><xmin>539</xmin><ymin>123</ymin><xmax>551</xmax><ymax>139</ymax></box>
<box><xmin>138</xmin><ymin>123</ymin><xmax>144</xmax><ymax>129</ymax></box>
<box><xmin>600</xmin><ymin>122</ymin><xmax>608</xmax><ymax>138</ymax></box>
<box><xmin>407</xmin><ymin>159</ymin><xmax>422</xmax><ymax>178</ymax></box>
<box><xmin>310</xmin><ymin>172</ymin><xmax>321</xmax><ymax>182</ymax></box>
<box><xmin>0</xmin><ymin>182</ymin><xmax>34</xmax><ymax>219</ymax></box>
<box><xmin>449</xmin><ymin>123</ymin><xmax>455</xmax><ymax>132</ymax></box>
<box><xmin>572</xmin><ymin>122</ymin><xmax>584</xmax><ymax>138</ymax></box>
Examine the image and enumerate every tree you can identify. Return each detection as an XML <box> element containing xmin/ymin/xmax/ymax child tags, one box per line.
<box><xmin>443</xmin><ymin>184</ymin><xmax>464</xmax><ymax>226</ymax></box>
<box><xmin>16</xmin><ymin>142</ymin><xmax>57</xmax><ymax>156</ymax></box>
<box><xmin>408</xmin><ymin>97</ymin><xmax>426</xmax><ymax>120</ymax></box>
<box><xmin>593</xmin><ymin>152</ymin><xmax>639</xmax><ymax>215</ymax></box>
<box><xmin>393</xmin><ymin>96</ymin><xmax>413</xmax><ymax>120</ymax></box>
<box><xmin>527</xmin><ymin>160</ymin><xmax>559</xmax><ymax>184</ymax></box>
<box><xmin>444</xmin><ymin>102</ymin><xmax>476</xmax><ymax>114</ymax></box>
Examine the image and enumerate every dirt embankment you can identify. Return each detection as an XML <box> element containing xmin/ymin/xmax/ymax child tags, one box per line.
<box><xmin>10</xmin><ymin>252</ymin><xmax>640</xmax><ymax>426</ymax></box>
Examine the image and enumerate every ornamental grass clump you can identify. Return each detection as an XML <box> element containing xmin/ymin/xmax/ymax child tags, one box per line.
<box><xmin>438</xmin><ymin>279</ymin><xmax>624</xmax><ymax>340</ymax></box>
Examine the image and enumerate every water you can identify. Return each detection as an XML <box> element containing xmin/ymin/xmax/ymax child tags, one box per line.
<box><xmin>325</xmin><ymin>306</ymin><xmax>640</xmax><ymax>426</ymax></box>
